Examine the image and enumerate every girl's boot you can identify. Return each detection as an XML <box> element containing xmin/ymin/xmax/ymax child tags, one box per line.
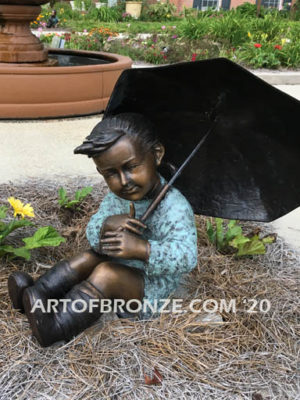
<box><xmin>8</xmin><ymin>260</ymin><xmax>78</xmax><ymax>313</ymax></box>
<box><xmin>23</xmin><ymin>280</ymin><xmax>105</xmax><ymax>347</ymax></box>
<box><xmin>8</xmin><ymin>251</ymin><xmax>102</xmax><ymax>313</ymax></box>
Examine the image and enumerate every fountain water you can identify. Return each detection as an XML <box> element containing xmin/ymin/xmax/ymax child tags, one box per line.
<box><xmin>0</xmin><ymin>0</ymin><xmax>132</xmax><ymax>118</ymax></box>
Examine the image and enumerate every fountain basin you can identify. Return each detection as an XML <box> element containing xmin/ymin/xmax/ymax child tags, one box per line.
<box><xmin>0</xmin><ymin>49</ymin><xmax>132</xmax><ymax>119</ymax></box>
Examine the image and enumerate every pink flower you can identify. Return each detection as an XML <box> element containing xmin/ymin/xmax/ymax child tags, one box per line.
<box><xmin>254</xmin><ymin>43</ymin><xmax>262</xmax><ymax>48</ymax></box>
<box><xmin>38</xmin><ymin>27</ymin><xmax>43</xmax><ymax>32</ymax></box>
<box><xmin>161</xmin><ymin>26</ymin><xmax>166</xmax><ymax>30</ymax></box>
<box><xmin>172</xmin><ymin>35</ymin><xmax>177</xmax><ymax>39</ymax></box>
<box><xmin>83</xmin><ymin>29</ymin><xmax>87</xmax><ymax>33</ymax></box>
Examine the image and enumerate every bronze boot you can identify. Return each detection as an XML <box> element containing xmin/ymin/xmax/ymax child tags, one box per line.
<box><xmin>8</xmin><ymin>260</ymin><xmax>80</xmax><ymax>313</ymax></box>
<box><xmin>23</xmin><ymin>280</ymin><xmax>105</xmax><ymax>347</ymax></box>
<box><xmin>8</xmin><ymin>271</ymin><xmax>34</xmax><ymax>312</ymax></box>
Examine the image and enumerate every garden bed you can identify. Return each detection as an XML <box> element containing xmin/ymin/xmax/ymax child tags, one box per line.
<box><xmin>33</xmin><ymin>2</ymin><xmax>300</xmax><ymax>69</ymax></box>
<box><xmin>0</xmin><ymin>178</ymin><xmax>298</xmax><ymax>399</ymax></box>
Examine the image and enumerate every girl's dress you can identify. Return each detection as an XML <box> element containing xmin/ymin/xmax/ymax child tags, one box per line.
<box><xmin>86</xmin><ymin>175</ymin><xmax>198</xmax><ymax>319</ymax></box>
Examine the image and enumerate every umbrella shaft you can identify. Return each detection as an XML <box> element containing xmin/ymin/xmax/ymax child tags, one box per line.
<box><xmin>141</xmin><ymin>184</ymin><xmax>170</xmax><ymax>223</ymax></box>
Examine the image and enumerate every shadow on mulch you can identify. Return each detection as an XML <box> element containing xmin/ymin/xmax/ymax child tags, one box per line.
<box><xmin>0</xmin><ymin>179</ymin><xmax>299</xmax><ymax>400</ymax></box>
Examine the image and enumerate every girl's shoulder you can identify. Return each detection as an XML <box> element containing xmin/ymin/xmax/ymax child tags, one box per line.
<box><xmin>159</xmin><ymin>185</ymin><xmax>194</xmax><ymax>218</ymax></box>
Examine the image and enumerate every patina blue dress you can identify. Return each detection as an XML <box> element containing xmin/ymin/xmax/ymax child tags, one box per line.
<box><xmin>86</xmin><ymin>176</ymin><xmax>198</xmax><ymax>319</ymax></box>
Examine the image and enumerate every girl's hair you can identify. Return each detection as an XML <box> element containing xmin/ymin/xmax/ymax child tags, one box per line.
<box><xmin>74</xmin><ymin>113</ymin><xmax>160</xmax><ymax>158</ymax></box>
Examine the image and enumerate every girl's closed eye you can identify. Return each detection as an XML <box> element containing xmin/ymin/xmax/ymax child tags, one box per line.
<box><xmin>126</xmin><ymin>162</ymin><xmax>140</xmax><ymax>171</ymax></box>
<box><xmin>104</xmin><ymin>170</ymin><xmax>117</xmax><ymax>178</ymax></box>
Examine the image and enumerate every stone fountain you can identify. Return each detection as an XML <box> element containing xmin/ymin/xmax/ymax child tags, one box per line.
<box><xmin>0</xmin><ymin>0</ymin><xmax>131</xmax><ymax>118</ymax></box>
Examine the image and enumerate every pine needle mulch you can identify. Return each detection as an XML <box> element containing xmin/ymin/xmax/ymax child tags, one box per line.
<box><xmin>0</xmin><ymin>179</ymin><xmax>299</xmax><ymax>400</ymax></box>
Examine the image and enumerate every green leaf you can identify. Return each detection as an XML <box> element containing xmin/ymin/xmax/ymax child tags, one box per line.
<box><xmin>230</xmin><ymin>234</ymin><xmax>250</xmax><ymax>249</ymax></box>
<box><xmin>262</xmin><ymin>234</ymin><xmax>276</xmax><ymax>244</ymax></box>
<box><xmin>74</xmin><ymin>186</ymin><xmax>93</xmax><ymax>202</ymax></box>
<box><xmin>58</xmin><ymin>187</ymin><xmax>69</xmax><ymax>207</ymax></box>
<box><xmin>0</xmin><ymin>205</ymin><xmax>8</xmax><ymax>219</ymax></box>
<box><xmin>225</xmin><ymin>224</ymin><xmax>242</xmax><ymax>243</ymax></box>
<box><xmin>227</xmin><ymin>220</ymin><xmax>237</xmax><ymax>229</ymax></box>
<box><xmin>23</xmin><ymin>226</ymin><xmax>66</xmax><ymax>249</ymax></box>
<box><xmin>0</xmin><ymin>245</ymin><xmax>31</xmax><ymax>260</ymax></box>
<box><xmin>0</xmin><ymin>219</ymin><xmax>33</xmax><ymax>244</ymax></box>
<box><xmin>12</xmin><ymin>247</ymin><xmax>31</xmax><ymax>260</ymax></box>
<box><xmin>215</xmin><ymin>218</ymin><xmax>225</xmax><ymax>250</ymax></box>
<box><xmin>235</xmin><ymin>237</ymin><xmax>266</xmax><ymax>257</ymax></box>
<box><xmin>206</xmin><ymin>219</ymin><xmax>215</xmax><ymax>244</ymax></box>
<box><xmin>64</xmin><ymin>199</ymin><xmax>80</xmax><ymax>209</ymax></box>
<box><xmin>0</xmin><ymin>221</ymin><xmax>7</xmax><ymax>232</ymax></box>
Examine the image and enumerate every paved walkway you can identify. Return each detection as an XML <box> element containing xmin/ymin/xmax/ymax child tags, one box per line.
<box><xmin>0</xmin><ymin>81</ymin><xmax>299</xmax><ymax>253</ymax></box>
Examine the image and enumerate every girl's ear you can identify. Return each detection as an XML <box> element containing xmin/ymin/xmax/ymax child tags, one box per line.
<box><xmin>153</xmin><ymin>143</ymin><xmax>165</xmax><ymax>166</ymax></box>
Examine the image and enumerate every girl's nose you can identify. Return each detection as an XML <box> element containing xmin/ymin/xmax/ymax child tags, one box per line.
<box><xmin>120</xmin><ymin>170</ymin><xmax>129</xmax><ymax>186</ymax></box>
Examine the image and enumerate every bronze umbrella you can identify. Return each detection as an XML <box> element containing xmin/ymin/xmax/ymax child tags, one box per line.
<box><xmin>104</xmin><ymin>58</ymin><xmax>300</xmax><ymax>222</ymax></box>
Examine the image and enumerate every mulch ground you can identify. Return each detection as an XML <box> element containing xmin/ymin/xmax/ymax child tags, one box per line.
<box><xmin>0</xmin><ymin>179</ymin><xmax>299</xmax><ymax>400</ymax></box>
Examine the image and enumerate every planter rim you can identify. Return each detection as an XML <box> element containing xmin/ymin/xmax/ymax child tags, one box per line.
<box><xmin>0</xmin><ymin>49</ymin><xmax>132</xmax><ymax>74</ymax></box>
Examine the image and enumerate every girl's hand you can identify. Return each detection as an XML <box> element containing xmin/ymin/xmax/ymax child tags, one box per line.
<box><xmin>102</xmin><ymin>203</ymin><xmax>146</xmax><ymax>236</ymax></box>
<box><xmin>100</xmin><ymin>230</ymin><xmax>150</xmax><ymax>261</ymax></box>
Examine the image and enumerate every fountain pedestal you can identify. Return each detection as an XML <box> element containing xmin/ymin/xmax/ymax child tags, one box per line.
<box><xmin>0</xmin><ymin>0</ymin><xmax>132</xmax><ymax>119</ymax></box>
<box><xmin>0</xmin><ymin>2</ymin><xmax>48</xmax><ymax>63</ymax></box>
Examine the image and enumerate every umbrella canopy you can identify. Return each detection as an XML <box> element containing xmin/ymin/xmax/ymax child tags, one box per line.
<box><xmin>104</xmin><ymin>58</ymin><xmax>300</xmax><ymax>222</ymax></box>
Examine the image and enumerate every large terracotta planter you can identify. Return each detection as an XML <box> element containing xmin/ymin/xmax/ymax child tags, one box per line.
<box><xmin>0</xmin><ymin>49</ymin><xmax>132</xmax><ymax>119</ymax></box>
<box><xmin>125</xmin><ymin>1</ymin><xmax>142</xmax><ymax>18</ymax></box>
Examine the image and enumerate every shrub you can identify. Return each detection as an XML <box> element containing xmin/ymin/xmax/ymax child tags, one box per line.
<box><xmin>235</xmin><ymin>2</ymin><xmax>257</xmax><ymax>17</ymax></box>
<box><xmin>206</xmin><ymin>218</ymin><xmax>276</xmax><ymax>256</ymax></box>
<box><xmin>96</xmin><ymin>6</ymin><xmax>123</xmax><ymax>22</ymax></box>
<box><xmin>142</xmin><ymin>0</ymin><xmax>177</xmax><ymax>21</ymax></box>
<box><xmin>178</xmin><ymin>18</ymin><xmax>211</xmax><ymax>40</ymax></box>
<box><xmin>66</xmin><ymin>27</ymin><xmax>118</xmax><ymax>51</ymax></box>
<box><xmin>52</xmin><ymin>1</ymin><xmax>74</xmax><ymax>18</ymax></box>
<box><xmin>104</xmin><ymin>32</ymin><xmax>220</xmax><ymax>65</ymax></box>
<box><xmin>210</xmin><ymin>14</ymin><xmax>249</xmax><ymax>46</ymax></box>
<box><xmin>58</xmin><ymin>187</ymin><xmax>93</xmax><ymax>210</ymax></box>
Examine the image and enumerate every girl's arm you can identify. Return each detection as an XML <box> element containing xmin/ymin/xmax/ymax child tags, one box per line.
<box><xmin>146</xmin><ymin>199</ymin><xmax>198</xmax><ymax>276</ymax></box>
<box><xmin>86</xmin><ymin>195</ymin><xmax>147</xmax><ymax>255</ymax></box>
<box><xmin>86</xmin><ymin>192</ymin><xmax>120</xmax><ymax>253</ymax></box>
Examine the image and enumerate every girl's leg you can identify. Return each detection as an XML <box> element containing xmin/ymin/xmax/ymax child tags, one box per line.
<box><xmin>87</xmin><ymin>261</ymin><xmax>144</xmax><ymax>302</ymax></box>
<box><xmin>23</xmin><ymin>261</ymin><xmax>144</xmax><ymax>347</ymax></box>
<box><xmin>8</xmin><ymin>249</ymin><xmax>106</xmax><ymax>312</ymax></box>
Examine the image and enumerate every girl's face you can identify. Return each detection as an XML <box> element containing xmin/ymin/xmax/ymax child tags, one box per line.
<box><xmin>93</xmin><ymin>136</ymin><xmax>164</xmax><ymax>201</ymax></box>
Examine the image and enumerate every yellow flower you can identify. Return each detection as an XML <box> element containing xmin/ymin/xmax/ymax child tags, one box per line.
<box><xmin>7</xmin><ymin>197</ymin><xmax>35</xmax><ymax>219</ymax></box>
<box><xmin>247</xmin><ymin>31</ymin><xmax>252</xmax><ymax>38</ymax></box>
<box><xmin>281</xmin><ymin>38</ymin><xmax>286</xmax><ymax>45</ymax></box>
